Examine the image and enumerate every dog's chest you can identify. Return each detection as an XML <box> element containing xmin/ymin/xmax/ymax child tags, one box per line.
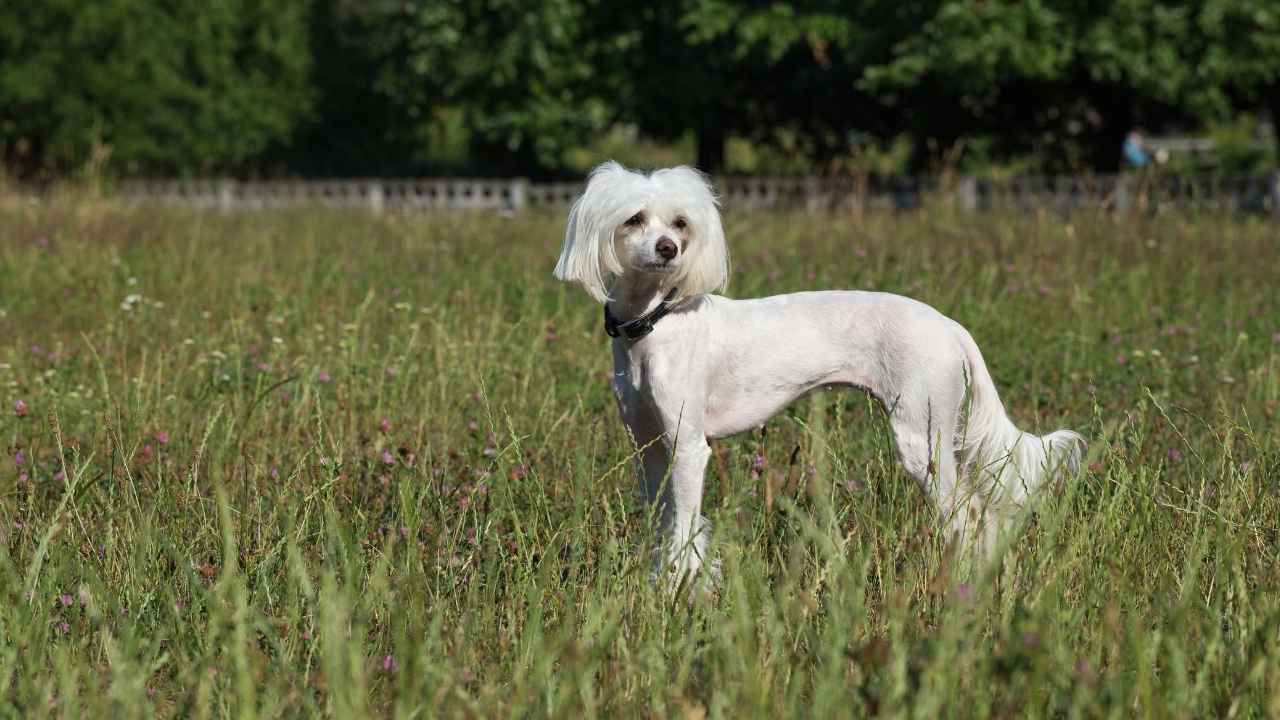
<box><xmin>609</xmin><ymin>346</ymin><xmax>647</xmax><ymax>420</ymax></box>
<box><xmin>613</xmin><ymin>350</ymin><xmax>655</xmax><ymax>408</ymax></box>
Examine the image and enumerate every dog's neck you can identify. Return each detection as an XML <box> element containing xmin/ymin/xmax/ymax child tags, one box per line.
<box><xmin>607</xmin><ymin>276</ymin><xmax>676</xmax><ymax>323</ymax></box>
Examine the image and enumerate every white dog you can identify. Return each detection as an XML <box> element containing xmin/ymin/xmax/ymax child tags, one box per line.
<box><xmin>554</xmin><ymin>161</ymin><xmax>1083</xmax><ymax>582</ymax></box>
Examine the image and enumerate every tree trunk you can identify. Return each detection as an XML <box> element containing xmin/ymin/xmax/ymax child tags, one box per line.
<box><xmin>696</xmin><ymin>125</ymin><xmax>726</xmax><ymax>173</ymax></box>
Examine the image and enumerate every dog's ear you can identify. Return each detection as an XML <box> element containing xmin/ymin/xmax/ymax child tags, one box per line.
<box><xmin>554</xmin><ymin>161</ymin><xmax>633</xmax><ymax>303</ymax></box>
<box><xmin>654</xmin><ymin>166</ymin><xmax>730</xmax><ymax>299</ymax></box>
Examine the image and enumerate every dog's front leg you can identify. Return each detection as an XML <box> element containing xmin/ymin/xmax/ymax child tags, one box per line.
<box><xmin>623</xmin><ymin>414</ymin><xmax>712</xmax><ymax>584</ymax></box>
<box><xmin>654</xmin><ymin>435</ymin><xmax>713</xmax><ymax>582</ymax></box>
<box><xmin>613</xmin><ymin>336</ymin><xmax>717</xmax><ymax>587</ymax></box>
<box><xmin>642</xmin><ymin>365</ymin><xmax>716</xmax><ymax>586</ymax></box>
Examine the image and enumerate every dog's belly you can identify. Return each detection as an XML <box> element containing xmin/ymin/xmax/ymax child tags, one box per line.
<box><xmin>700</xmin><ymin>292</ymin><xmax>919</xmax><ymax>440</ymax></box>
<box><xmin>703</xmin><ymin>373</ymin><xmax>875</xmax><ymax>440</ymax></box>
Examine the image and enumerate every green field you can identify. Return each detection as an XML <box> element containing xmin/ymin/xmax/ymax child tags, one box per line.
<box><xmin>1</xmin><ymin>199</ymin><xmax>1278</xmax><ymax>717</ymax></box>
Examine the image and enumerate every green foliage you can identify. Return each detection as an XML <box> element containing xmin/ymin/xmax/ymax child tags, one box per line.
<box><xmin>860</xmin><ymin>0</ymin><xmax>1280</xmax><ymax>170</ymax></box>
<box><xmin>636</xmin><ymin>1</ymin><xmax>890</xmax><ymax>170</ymax></box>
<box><xmin>391</xmin><ymin>0</ymin><xmax>616</xmax><ymax>172</ymax></box>
<box><xmin>1</xmin><ymin>201</ymin><xmax>1279</xmax><ymax>715</ymax></box>
<box><xmin>0</xmin><ymin>0</ymin><xmax>312</xmax><ymax>179</ymax></box>
<box><xmin>1209</xmin><ymin>115</ymin><xmax>1279</xmax><ymax>174</ymax></box>
<box><xmin>2</xmin><ymin>1</ymin><xmax>1279</xmax><ymax>177</ymax></box>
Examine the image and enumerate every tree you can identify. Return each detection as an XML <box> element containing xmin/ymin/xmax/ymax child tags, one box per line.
<box><xmin>858</xmin><ymin>0</ymin><xmax>1280</xmax><ymax>170</ymax></box>
<box><xmin>378</xmin><ymin>0</ymin><xmax>617</xmax><ymax>175</ymax></box>
<box><xmin>260</xmin><ymin>0</ymin><xmax>421</xmax><ymax>177</ymax></box>
<box><xmin>0</xmin><ymin>0</ymin><xmax>312</xmax><ymax>179</ymax></box>
<box><xmin>613</xmin><ymin>1</ymin><xmax>926</xmax><ymax>173</ymax></box>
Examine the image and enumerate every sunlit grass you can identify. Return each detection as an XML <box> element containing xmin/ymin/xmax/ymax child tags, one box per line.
<box><xmin>1</xmin><ymin>199</ymin><xmax>1278</xmax><ymax>717</ymax></box>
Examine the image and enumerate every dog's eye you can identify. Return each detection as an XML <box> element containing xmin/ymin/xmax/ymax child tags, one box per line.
<box><xmin>624</xmin><ymin>212</ymin><xmax>645</xmax><ymax>227</ymax></box>
<box><xmin>672</xmin><ymin>217</ymin><xmax>688</xmax><ymax>230</ymax></box>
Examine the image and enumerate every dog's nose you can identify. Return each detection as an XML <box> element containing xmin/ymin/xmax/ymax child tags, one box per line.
<box><xmin>655</xmin><ymin>237</ymin><xmax>678</xmax><ymax>260</ymax></box>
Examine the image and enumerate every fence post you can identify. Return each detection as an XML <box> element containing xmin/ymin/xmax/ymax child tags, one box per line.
<box><xmin>509</xmin><ymin>177</ymin><xmax>528</xmax><ymax>213</ymax></box>
<box><xmin>1271</xmin><ymin>172</ymin><xmax>1280</xmax><ymax>222</ymax></box>
<box><xmin>218</xmin><ymin>180</ymin><xmax>235</xmax><ymax>213</ymax></box>
<box><xmin>957</xmin><ymin>176</ymin><xmax>978</xmax><ymax>212</ymax></box>
<box><xmin>804</xmin><ymin>177</ymin><xmax>822</xmax><ymax>214</ymax></box>
<box><xmin>368</xmin><ymin>181</ymin><xmax>384</xmax><ymax>214</ymax></box>
<box><xmin>1114</xmin><ymin>175</ymin><xmax>1131</xmax><ymax>214</ymax></box>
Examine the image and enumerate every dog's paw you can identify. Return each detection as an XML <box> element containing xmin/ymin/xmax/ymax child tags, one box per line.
<box><xmin>649</xmin><ymin>517</ymin><xmax>720</xmax><ymax>599</ymax></box>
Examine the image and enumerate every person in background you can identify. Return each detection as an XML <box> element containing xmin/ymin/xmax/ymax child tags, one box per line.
<box><xmin>1122</xmin><ymin>130</ymin><xmax>1151</xmax><ymax>168</ymax></box>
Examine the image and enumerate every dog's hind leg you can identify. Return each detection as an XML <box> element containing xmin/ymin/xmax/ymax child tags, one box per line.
<box><xmin>888</xmin><ymin>392</ymin><xmax>983</xmax><ymax>554</ymax></box>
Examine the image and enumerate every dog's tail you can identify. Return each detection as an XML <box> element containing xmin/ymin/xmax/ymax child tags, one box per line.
<box><xmin>953</xmin><ymin>324</ymin><xmax>1084</xmax><ymax>507</ymax></box>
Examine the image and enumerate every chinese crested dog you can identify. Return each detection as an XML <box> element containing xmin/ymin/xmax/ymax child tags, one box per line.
<box><xmin>554</xmin><ymin>161</ymin><xmax>1083</xmax><ymax>583</ymax></box>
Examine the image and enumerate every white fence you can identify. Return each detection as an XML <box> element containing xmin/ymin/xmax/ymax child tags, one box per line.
<box><xmin>116</xmin><ymin>173</ymin><xmax>1280</xmax><ymax>218</ymax></box>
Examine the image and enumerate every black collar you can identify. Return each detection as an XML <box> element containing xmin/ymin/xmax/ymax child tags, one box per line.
<box><xmin>604</xmin><ymin>288</ymin><xmax>679</xmax><ymax>340</ymax></box>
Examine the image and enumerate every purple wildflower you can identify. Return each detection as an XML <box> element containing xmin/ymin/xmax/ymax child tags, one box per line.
<box><xmin>382</xmin><ymin>655</ymin><xmax>399</xmax><ymax>672</ymax></box>
<box><xmin>58</xmin><ymin>594</ymin><xmax>73</xmax><ymax>607</ymax></box>
<box><xmin>750</xmin><ymin>452</ymin><xmax>766</xmax><ymax>474</ymax></box>
<box><xmin>53</xmin><ymin>469</ymin><xmax>66</xmax><ymax>483</ymax></box>
<box><xmin>317</xmin><ymin>371</ymin><xmax>331</xmax><ymax>383</ymax></box>
<box><xmin>14</xmin><ymin>450</ymin><xmax>25</xmax><ymax>466</ymax></box>
<box><xmin>56</xmin><ymin>622</ymin><xmax>70</xmax><ymax>634</ymax></box>
<box><xmin>379</xmin><ymin>418</ymin><xmax>390</xmax><ymax>433</ymax></box>
<box><xmin>1167</xmin><ymin>448</ymin><xmax>1183</xmax><ymax>462</ymax></box>
<box><xmin>14</xmin><ymin>400</ymin><xmax>28</xmax><ymax>418</ymax></box>
<box><xmin>381</xmin><ymin>450</ymin><xmax>395</xmax><ymax>466</ymax></box>
<box><xmin>155</xmin><ymin>431</ymin><xmax>170</xmax><ymax>445</ymax></box>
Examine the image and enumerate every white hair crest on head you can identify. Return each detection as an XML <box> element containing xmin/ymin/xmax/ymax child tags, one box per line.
<box><xmin>554</xmin><ymin>160</ymin><xmax>730</xmax><ymax>303</ymax></box>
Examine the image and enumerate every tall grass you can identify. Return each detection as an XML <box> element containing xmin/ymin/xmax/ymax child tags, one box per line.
<box><xmin>1</xmin><ymin>199</ymin><xmax>1277</xmax><ymax>717</ymax></box>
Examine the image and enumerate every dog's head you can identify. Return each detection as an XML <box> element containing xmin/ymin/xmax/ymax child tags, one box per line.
<box><xmin>554</xmin><ymin>161</ymin><xmax>729</xmax><ymax>303</ymax></box>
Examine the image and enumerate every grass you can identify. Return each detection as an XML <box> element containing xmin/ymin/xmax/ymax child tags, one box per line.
<box><xmin>1</xmin><ymin>198</ymin><xmax>1278</xmax><ymax>718</ymax></box>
